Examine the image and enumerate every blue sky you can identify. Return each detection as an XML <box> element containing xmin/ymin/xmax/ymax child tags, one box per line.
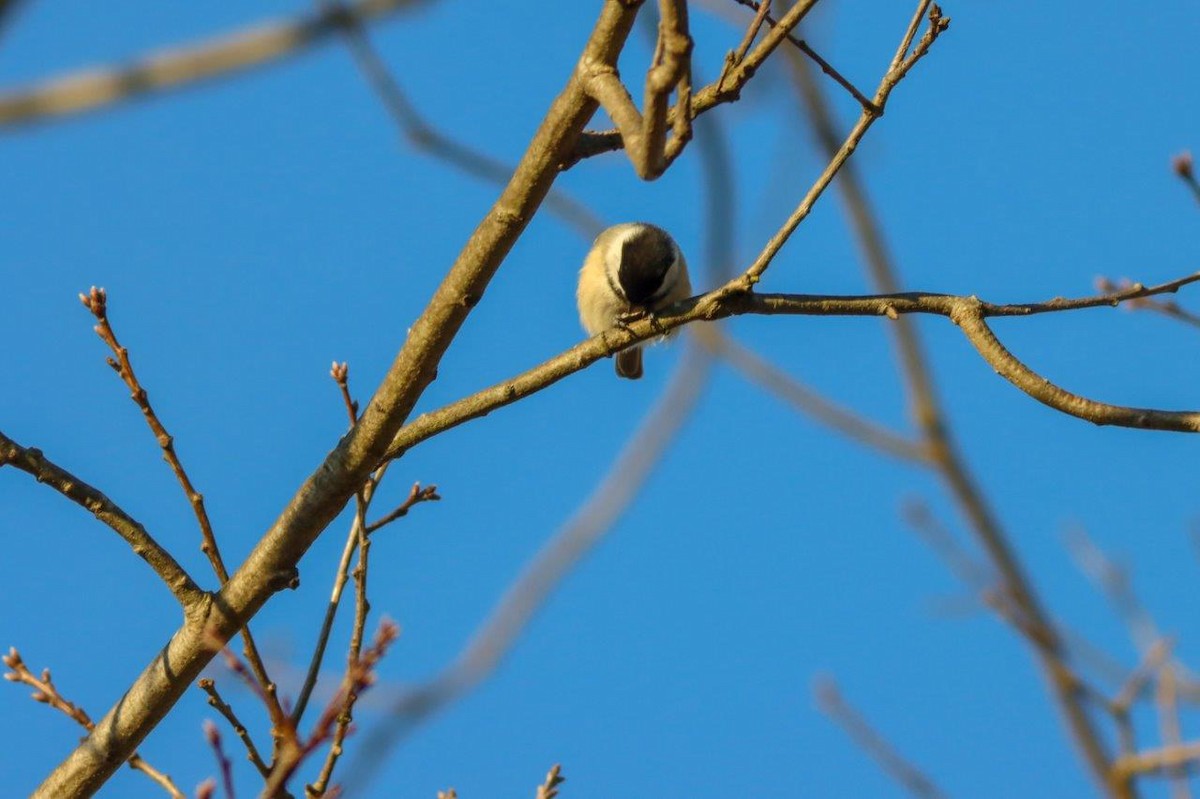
<box><xmin>3</xmin><ymin>2</ymin><xmax>1199</xmax><ymax>797</ymax></box>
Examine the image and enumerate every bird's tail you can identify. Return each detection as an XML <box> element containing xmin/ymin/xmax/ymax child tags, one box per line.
<box><xmin>615</xmin><ymin>347</ymin><xmax>643</xmax><ymax>380</ymax></box>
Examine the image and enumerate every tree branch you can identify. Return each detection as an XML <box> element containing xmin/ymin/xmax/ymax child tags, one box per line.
<box><xmin>787</xmin><ymin>44</ymin><xmax>1119</xmax><ymax>795</ymax></box>
<box><xmin>34</xmin><ymin>4</ymin><xmax>644</xmax><ymax>794</ymax></box>
<box><xmin>385</xmin><ymin>273</ymin><xmax>1200</xmax><ymax>466</ymax></box>
<box><xmin>0</xmin><ymin>429</ymin><xmax>203</xmax><ymax>607</ymax></box>
<box><xmin>0</xmin><ymin>0</ymin><xmax>425</xmax><ymax>128</ymax></box>
<box><xmin>3</xmin><ymin>648</ymin><xmax>185</xmax><ymax>799</ymax></box>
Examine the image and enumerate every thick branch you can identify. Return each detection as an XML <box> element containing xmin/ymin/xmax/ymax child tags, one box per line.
<box><xmin>35</xmin><ymin>3</ymin><xmax>643</xmax><ymax>795</ymax></box>
<box><xmin>0</xmin><ymin>430</ymin><xmax>203</xmax><ymax>607</ymax></box>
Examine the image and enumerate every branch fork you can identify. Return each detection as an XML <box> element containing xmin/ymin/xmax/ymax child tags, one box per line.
<box><xmin>581</xmin><ymin>0</ymin><xmax>693</xmax><ymax>178</ymax></box>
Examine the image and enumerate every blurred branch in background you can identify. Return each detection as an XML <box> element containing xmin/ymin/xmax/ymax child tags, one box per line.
<box><xmin>814</xmin><ymin>676</ymin><xmax>948</xmax><ymax>799</ymax></box>
<box><xmin>785</xmin><ymin>33</ymin><xmax>1119</xmax><ymax>795</ymax></box>
<box><xmin>318</xmin><ymin>0</ymin><xmax>605</xmax><ymax>240</ymax></box>
<box><xmin>1173</xmin><ymin>151</ymin><xmax>1200</xmax><ymax>207</ymax></box>
<box><xmin>1096</xmin><ymin>276</ymin><xmax>1200</xmax><ymax>332</ymax></box>
<box><xmin>343</xmin><ymin>17</ymin><xmax>739</xmax><ymax>779</ymax></box>
<box><xmin>348</xmin><ymin>338</ymin><xmax>714</xmax><ymax>793</ymax></box>
<box><xmin>0</xmin><ymin>0</ymin><xmax>427</xmax><ymax>128</ymax></box>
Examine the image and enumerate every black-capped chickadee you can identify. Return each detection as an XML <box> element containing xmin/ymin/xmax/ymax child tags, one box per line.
<box><xmin>576</xmin><ymin>222</ymin><xmax>692</xmax><ymax>380</ymax></box>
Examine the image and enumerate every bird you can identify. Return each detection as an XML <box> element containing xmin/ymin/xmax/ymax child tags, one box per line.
<box><xmin>576</xmin><ymin>222</ymin><xmax>692</xmax><ymax>380</ymax></box>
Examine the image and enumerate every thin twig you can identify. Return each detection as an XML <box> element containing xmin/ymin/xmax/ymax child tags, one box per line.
<box><xmin>305</xmin><ymin>484</ymin><xmax>374</xmax><ymax>796</ymax></box>
<box><xmin>815</xmin><ymin>677</ymin><xmax>948</xmax><ymax>799</ymax></box>
<box><xmin>1115</xmin><ymin>741</ymin><xmax>1200</xmax><ymax>781</ymax></box>
<box><xmin>0</xmin><ymin>429</ymin><xmax>203</xmax><ymax>607</ymax></box>
<box><xmin>365</xmin><ymin>482</ymin><xmax>440</xmax><ymax>533</ymax></box>
<box><xmin>198</xmin><ymin>678</ymin><xmax>270</xmax><ymax>777</ymax></box>
<box><xmin>727</xmin><ymin>0</ymin><xmax>877</xmax><ymax>111</ymax></box>
<box><xmin>79</xmin><ymin>287</ymin><xmax>225</xmax><ymax>578</ymax></box>
<box><xmin>3</xmin><ymin>648</ymin><xmax>185</xmax><ymax>799</ymax></box>
<box><xmin>1097</xmin><ymin>277</ymin><xmax>1200</xmax><ymax>331</ymax></box>
<box><xmin>331</xmin><ymin>362</ymin><xmax>358</xmax><ymax>426</ymax></box>
<box><xmin>717</xmin><ymin>1</ymin><xmax>948</xmax><ymax>295</ymax></box>
<box><xmin>79</xmin><ymin>286</ymin><xmax>287</xmax><ymax>750</ymax></box>
<box><xmin>0</xmin><ymin>0</ymin><xmax>424</xmax><ymax>128</ymax></box>
<box><xmin>263</xmin><ymin>620</ymin><xmax>400</xmax><ymax>798</ymax></box>
<box><xmin>292</xmin><ymin>364</ymin><xmax>391</xmax><ymax>726</ymax></box>
<box><xmin>203</xmin><ymin>720</ymin><xmax>236</xmax><ymax>799</ymax></box>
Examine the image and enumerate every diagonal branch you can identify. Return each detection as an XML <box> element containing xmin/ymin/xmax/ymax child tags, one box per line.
<box><xmin>347</xmin><ymin>341</ymin><xmax>714</xmax><ymax>792</ymax></box>
<box><xmin>704</xmin><ymin>330</ymin><xmax>929</xmax><ymax>463</ymax></box>
<box><xmin>3</xmin><ymin>648</ymin><xmax>185</xmax><ymax>799</ymax></box>
<box><xmin>0</xmin><ymin>0</ymin><xmax>425</xmax><ymax>128</ymax></box>
<box><xmin>0</xmin><ymin>429</ymin><xmax>203</xmax><ymax>607</ymax></box>
<box><xmin>322</xmin><ymin>0</ymin><xmax>605</xmax><ymax>239</ymax></box>
<box><xmin>80</xmin><ymin>288</ymin><xmax>226</xmax><ymax>580</ymax></box>
<box><xmin>815</xmin><ymin>677</ymin><xmax>948</xmax><ymax>799</ymax></box>
<box><xmin>35</xmin><ymin>4</ymin><xmax>646</xmax><ymax>795</ymax></box>
<box><xmin>726</xmin><ymin>0</ymin><xmax>877</xmax><ymax>111</ymax></box>
<box><xmin>715</xmin><ymin>1</ymin><xmax>949</xmax><ymax>295</ymax></box>
<box><xmin>79</xmin><ymin>287</ymin><xmax>287</xmax><ymax>745</ymax></box>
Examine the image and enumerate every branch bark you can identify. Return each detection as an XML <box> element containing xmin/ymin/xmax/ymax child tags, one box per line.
<box><xmin>33</xmin><ymin>3</ymin><xmax>643</xmax><ymax>795</ymax></box>
<box><xmin>0</xmin><ymin>430</ymin><xmax>203</xmax><ymax>608</ymax></box>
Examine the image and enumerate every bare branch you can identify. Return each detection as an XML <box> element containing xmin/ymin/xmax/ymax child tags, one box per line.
<box><xmin>347</xmin><ymin>342</ymin><xmax>713</xmax><ymax>792</ymax></box>
<box><xmin>0</xmin><ymin>0</ymin><xmax>425</xmax><ymax>128</ymax></box>
<box><xmin>1115</xmin><ymin>741</ymin><xmax>1200</xmax><ymax>782</ymax></box>
<box><xmin>580</xmin><ymin>1</ymin><xmax>694</xmax><ymax>179</ymax></box>
<box><xmin>79</xmin><ymin>286</ymin><xmax>286</xmax><ymax>747</ymax></box>
<box><xmin>1097</xmin><ymin>277</ymin><xmax>1200</xmax><ymax>331</ymax></box>
<box><xmin>705</xmin><ymin>330</ymin><xmax>929</xmax><ymax>462</ymax></box>
<box><xmin>385</xmin><ymin>273</ymin><xmax>1200</xmax><ymax>467</ymax></box>
<box><xmin>787</xmin><ymin>41</ymin><xmax>1117</xmax><ymax>793</ymax></box>
<box><xmin>716</xmin><ymin>1</ymin><xmax>949</xmax><ymax>295</ymax></box>
<box><xmin>3</xmin><ymin>648</ymin><xmax>185</xmax><ymax>799</ymax></box>
<box><xmin>725</xmin><ymin>0</ymin><xmax>877</xmax><ymax>111</ymax></box>
<box><xmin>570</xmin><ymin>0</ymin><xmax>826</xmax><ymax>166</ymax></box>
<box><xmin>0</xmin><ymin>429</ymin><xmax>203</xmax><ymax>607</ymax></box>
<box><xmin>80</xmin><ymin>287</ymin><xmax>225</xmax><ymax>579</ymax></box>
<box><xmin>263</xmin><ymin>620</ymin><xmax>400</xmax><ymax>798</ymax></box>
<box><xmin>198</xmin><ymin>678</ymin><xmax>270</xmax><ymax>777</ymax></box>
<box><xmin>364</xmin><ymin>482</ymin><xmax>440</xmax><ymax>534</ymax></box>
<box><xmin>815</xmin><ymin>677</ymin><xmax>947</xmax><ymax>799</ymax></box>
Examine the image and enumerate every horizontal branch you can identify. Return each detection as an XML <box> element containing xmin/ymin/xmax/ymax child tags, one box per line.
<box><xmin>0</xmin><ymin>0</ymin><xmax>421</xmax><ymax>128</ymax></box>
<box><xmin>386</xmin><ymin>271</ymin><xmax>1200</xmax><ymax>461</ymax></box>
<box><xmin>0</xmin><ymin>430</ymin><xmax>205</xmax><ymax>607</ymax></box>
